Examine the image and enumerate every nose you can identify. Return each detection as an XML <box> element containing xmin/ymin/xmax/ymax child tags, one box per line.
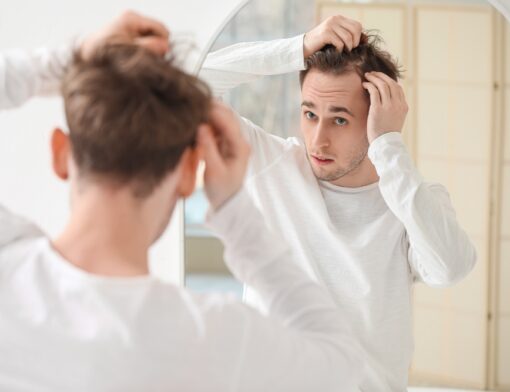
<box><xmin>311</xmin><ymin>121</ymin><xmax>330</xmax><ymax>149</ymax></box>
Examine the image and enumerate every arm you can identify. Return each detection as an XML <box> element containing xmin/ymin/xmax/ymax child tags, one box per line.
<box><xmin>0</xmin><ymin>47</ymin><xmax>69</xmax><ymax>110</ymax></box>
<box><xmin>0</xmin><ymin>11</ymin><xmax>170</xmax><ymax>111</ymax></box>
<box><xmin>363</xmin><ymin>72</ymin><xmax>476</xmax><ymax>286</ymax></box>
<box><xmin>199</xmin><ymin>15</ymin><xmax>363</xmax><ymax>98</ymax></box>
<box><xmin>200</xmin><ymin>37</ymin><xmax>305</xmax><ymax>172</ymax></box>
<box><xmin>199</xmin><ymin>35</ymin><xmax>306</xmax><ymax>98</ymax></box>
<box><xmin>368</xmin><ymin>133</ymin><xmax>476</xmax><ymax>286</ymax></box>
<box><xmin>207</xmin><ymin>188</ymin><xmax>363</xmax><ymax>391</ymax></box>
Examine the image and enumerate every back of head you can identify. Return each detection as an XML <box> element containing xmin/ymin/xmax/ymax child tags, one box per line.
<box><xmin>300</xmin><ymin>32</ymin><xmax>402</xmax><ymax>85</ymax></box>
<box><xmin>62</xmin><ymin>44</ymin><xmax>211</xmax><ymax>197</ymax></box>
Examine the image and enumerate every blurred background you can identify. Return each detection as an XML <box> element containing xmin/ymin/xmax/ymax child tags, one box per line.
<box><xmin>185</xmin><ymin>0</ymin><xmax>510</xmax><ymax>390</ymax></box>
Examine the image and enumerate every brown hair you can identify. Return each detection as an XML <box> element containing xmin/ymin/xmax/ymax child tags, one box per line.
<box><xmin>62</xmin><ymin>44</ymin><xmax>211</xmax><ymax>197</ymax></box>
<box><xmin>300</xmin><ymin>32</ymin><xmax>403</xmax><ymax>85</ymax></box>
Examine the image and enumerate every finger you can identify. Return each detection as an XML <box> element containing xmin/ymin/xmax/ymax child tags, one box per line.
<box><xmin>365</xmin><ymin>73</ymin><xmax>391</xmax><ymax>105</ymax></box>
<box><xmin>325</xmin><ymin>31</ymin><xmax>345</xmax><ymax>53</ymax></box>
<box><xmin>134</xmin><ymin>36</ymin><xmax>170</xmax><ymax>56</ymax></box>
<box><xmin>208</xmin><ymin>102</ymin><xmax>245</xmax><ymax>152</ymax></box>
<box><xmin>332</xmin><ymin>25</ymin><xmax>354</xmax><ymax>52</ymax></box>
<box><xmin>362</xmin><ymin>82</ymin><xmax>381</xmax><ymax>107</ymax></box>
<box><xmin>133</xmin><ymin>14</ymin><xmax>170</xmax><ymax>39</ymax></box>
<box><xmin>393</xmin><ymin>80</ymin><xmax>407</xmax><ymax>106</ymax></box>
<box><xmin>391</xmin><ymin>82</ymin><xmax>406</xmax><ymax>105</ymax></box>
<box><xmin>371</xmin><ymin>72</ymin><xmax>401</xmax><ymax>103</ymax></box>
<box><xmin>338</xmin><ymin>18</ymin><xmax>362</xmax><ymax>47</ymax></box>
<box><xmin>397</xmin><ymin>84</ymin><xmax>407</xmax><ymax>105</ymax></box>
<box><xmin>198</xmin><ymin>124</ymin><xmax>223</xmax><ymax>171</ymax></box>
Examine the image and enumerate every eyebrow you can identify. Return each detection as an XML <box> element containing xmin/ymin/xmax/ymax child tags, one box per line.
<box><xmin>301</xmin><ymin>101</ymin><xmax>355</xmax><ymax>118</ymax></box>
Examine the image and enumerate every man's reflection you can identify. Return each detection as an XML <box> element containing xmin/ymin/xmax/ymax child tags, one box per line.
<box><xmin>201</xmin><ymin>14</ymin><xmax>477</xmax><ymax>391</ymax></box>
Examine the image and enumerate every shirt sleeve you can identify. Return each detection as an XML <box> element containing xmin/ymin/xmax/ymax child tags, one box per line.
<box><xmin>0</xmin><ymin>46</ymin><xmax>71</xmax><ymax>110</ymax></box>
<box><xmin>0</xmin><ymin>48</ymin><xmax>68</xmax><ymax>244</ymax></box>
<box><xmin>199</xmin><ymin>36</ymin><xmax>306</xmax><ymax>176</ymax></box>
<box><xmin>206</xmin><ymin>189</ymin><xmax>364</xmax><ymax>391</ymax></box>
<box><xmin>368</xmin><ymin>132</ymin><xmax>477</xmax><ymax>287</ymax></box>
<box><xmin>199</xmin><ymin>34</ymin><xmax>306</xmax><ymax>98</ymax></box>
<box><xmin>236</xmin><ymin>113</ymin><xmax>294</xmax><ymax>176</ymax></box>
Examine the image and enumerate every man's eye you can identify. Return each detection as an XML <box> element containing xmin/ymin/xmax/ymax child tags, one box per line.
<box><xmin>305</xmin><ymin>111</ymin><xmax>316</xmax><ymax>120</ymax></box>
<box><xmin>335</xmin><ymin>117</ymin><xmax>348</xmax><ymax>126</ymax></box>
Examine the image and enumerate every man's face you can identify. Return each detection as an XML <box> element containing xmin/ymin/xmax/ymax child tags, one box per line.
<box><xmin>300</xmin><ymin>69</ymin><xmax>370</xmax><ymax>183</ymax></box>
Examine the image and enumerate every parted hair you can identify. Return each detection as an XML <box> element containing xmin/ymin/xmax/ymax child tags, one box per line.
<box><xmin>62</xmin><ymin>44</ymin><xmax>211</xmax><ymax>197</ymax></box>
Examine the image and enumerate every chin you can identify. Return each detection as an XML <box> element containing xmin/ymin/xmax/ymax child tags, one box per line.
<box><xmin>314</xmin><ymin>165</ymin><xmax>353</xmax><ymax>182</ymax></box>
<box><xmin>312</xmin><ymin>167</ymin><xmax>336</xmax><ymax>182</ymax></box>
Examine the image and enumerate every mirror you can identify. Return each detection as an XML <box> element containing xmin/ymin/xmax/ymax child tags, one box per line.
<box><xmin>187</xmin><ymin>0</ymin><xmax>510</xmax><ymax>390</ymax></box>
<box><xmin>184</xmin><ymin>0</ymin><xmax>316</xmax><ymax>296</ymax></box>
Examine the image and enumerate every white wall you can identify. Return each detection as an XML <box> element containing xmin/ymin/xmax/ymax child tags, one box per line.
<box><xmin>0</xmin><ymin>0</ymin><xmax>248</xmax><ymax>284</ymax></box>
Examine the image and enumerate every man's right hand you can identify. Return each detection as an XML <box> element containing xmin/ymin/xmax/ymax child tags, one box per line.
<box><xmin>81</xmin><ymin>10</ymin><xmax>170</xmax><ymax>60</ymax></box>
<box><xmin>303</xmin><ymin>15</ymin><xmax>363</xmax><ymax>58</ymax></box>
<box><xmin>198</xmin><ymin>102</ymin><xmax>251</xmax><ymax>211</ymax></box>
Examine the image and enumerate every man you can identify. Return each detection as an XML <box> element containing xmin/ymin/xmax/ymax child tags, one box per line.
<box><xmin>0</xmin><ymin>12</ymin><xmax>363</xmax><ymax>391</ymax></box>
<box><xmin>200</xmin><ymin>15</ymin><xmax>477</xmax><ymax>391</ymax></box>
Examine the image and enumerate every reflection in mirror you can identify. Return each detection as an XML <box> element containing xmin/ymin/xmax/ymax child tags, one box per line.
<box><xmin>187</xmin><ymin>0</ymin><xmax>509</xmax><ymax>390</ymax></box>
<box><xmin>185</xmin><ymin>0</ymin><xmax>315</xmax><ymax>297</ymax></box>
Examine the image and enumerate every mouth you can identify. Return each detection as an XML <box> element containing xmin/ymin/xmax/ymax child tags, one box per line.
<box><xmin>311</xmin><ymin>154</ymin><xmax>335</xmax><ymax>166</ymax></box>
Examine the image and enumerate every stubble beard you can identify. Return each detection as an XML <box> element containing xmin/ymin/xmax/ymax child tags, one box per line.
<box><xmin>307</xmin><ymin>143</ymin><xmax>369</xmax><ymax>183</ymax></box>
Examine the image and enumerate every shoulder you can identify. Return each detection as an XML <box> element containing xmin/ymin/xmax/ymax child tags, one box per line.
<box><xmin>0</xmin><ymin>205</ymin><xmax>45</xmax><ymax>249</ymax></box>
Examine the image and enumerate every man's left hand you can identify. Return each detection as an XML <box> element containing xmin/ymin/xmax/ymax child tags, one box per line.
<box><xmin>362</xmin><ymin>72</ymin><xmax>408</xmax><ymax>144</ymax></box>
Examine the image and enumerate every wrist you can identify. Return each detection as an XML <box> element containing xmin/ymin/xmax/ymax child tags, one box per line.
<box><xmin>303</xmin><ymin>34</ymin><xmax>311</xmax><ymax>59</ymax></box>
<box><xmin>209</xmin><ymin>185</ymin><xmax>243</xmax><ymax>212</ymax></box>
<box><xmin>303</xmin><ymin>33</ymin><xmax>317</xmax><ymax>59</ymax></box>
<box><xmin>368</xmin><ymin>130</ymin><xmax>401</xmax><ymax>145</ymax></box>
<box><xmin>368</xmin><ymin>131</ymin><xmax>404</xmax><ymax>158</ymax></box>
<box><xmin>206</xmin><ymin>187</ymin><xmax>250</xmax><ymax>232</ymax></box>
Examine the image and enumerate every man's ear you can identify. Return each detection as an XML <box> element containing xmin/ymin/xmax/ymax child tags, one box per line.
<box><xmin>51</xmin><ymin>128</ymin><xmax>70</xmax><ymax>181</ymax></box>
<box><xmin>176</xmin><ymin>146</ymin><xmax>201</xmax><ymax>198</ymax></box>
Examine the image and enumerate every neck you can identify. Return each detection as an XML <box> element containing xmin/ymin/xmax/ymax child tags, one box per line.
<box><xmin>53</xmin><ymin>185</ymin><xmax>152</xmax><ymax>277</ymax></box>
<box><xmin>329</xmin><ymin>155</ymin><xmax>379</xmax><ymax>188</ymax></box>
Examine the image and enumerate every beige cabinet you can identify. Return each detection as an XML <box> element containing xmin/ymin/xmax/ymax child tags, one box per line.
<box><xmin>317</xmin><ymin>1</ymin><xmax>508</xmax><ymax>390</ymax></box>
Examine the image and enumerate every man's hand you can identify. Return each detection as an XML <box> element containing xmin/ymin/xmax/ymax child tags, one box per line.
<box><xmin>303</xmin><ymin>15</ymin><xmax>363</xmax><ymax>58</ymax></box>
<box><xmin>198</xmin><ymin>102</ymin><xmax>251</xmax><ymax>210</ymax></box>
<box><xmin>81</xmin><ymin>10</ymin><xmax>170</xmax><ymax>59</ymax></box>
<box><xmin>362</xmin><ymin>72</ymin><xmax>409</xmax><ymax>144</ymax></box>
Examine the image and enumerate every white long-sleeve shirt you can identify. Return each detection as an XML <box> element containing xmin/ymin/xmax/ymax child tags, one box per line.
<box><xmin>0</xmin><ymin>49</ymin><xmax>363</xmax><ymax>391</ymax></box>
<box><xmin>200</xmin><ymin>35</ymin><xmax>477</xmax><ymax>391</ymax></box>
<box><xmin>0</xmin><ymin>47</ymin><xmax>70</xmax><ymax>108</ymax></box>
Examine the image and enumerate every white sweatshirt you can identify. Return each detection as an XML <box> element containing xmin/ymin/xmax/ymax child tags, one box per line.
<box><xmin>200</xmin><ymin>35</ymin><xmax>477</xmax><ymax>391</ymax></box>
<box><xmin>0</xmin><ymin>49</ymin><xmax>363</xmax><ymax>391</ymax></box>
